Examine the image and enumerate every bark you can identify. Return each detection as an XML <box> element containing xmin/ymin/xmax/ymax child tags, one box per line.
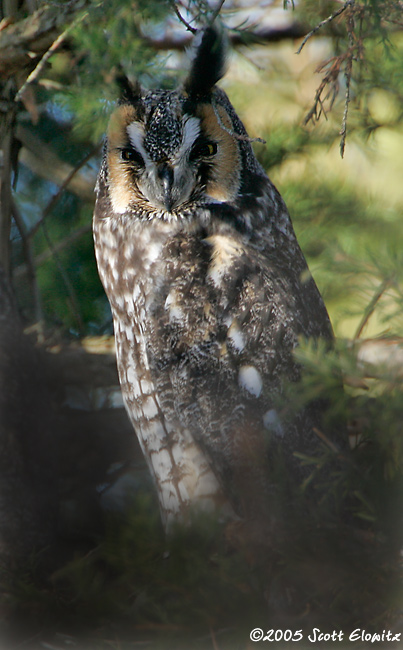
<box><xmin>0</xmin><ymin>1</ymin><xmax>89</xmax><ymax>79</ymax></box>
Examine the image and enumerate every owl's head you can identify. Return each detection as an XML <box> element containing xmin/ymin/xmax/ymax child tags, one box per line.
<box><xmin>102</xmin><ymin>27</ymin><xmax>264</xmax><ymax>220</ymax></box>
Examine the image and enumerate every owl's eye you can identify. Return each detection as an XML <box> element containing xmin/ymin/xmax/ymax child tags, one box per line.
<box><xmin>189</xmin><ymin>139</ymin><xmax>217</xmax><ymax>162</ymax></box>
<box><xmin>119</xmin><ymin>147</ymin><xmax>145</xmax><ymax>167</ymax></box>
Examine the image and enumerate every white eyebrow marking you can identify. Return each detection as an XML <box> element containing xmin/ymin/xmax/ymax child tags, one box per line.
<box><xmin>127</xmin><ymin>122</ymin><xmax>151</xmax><ymax>165</ymax></box>
<box><xmin>173</xmin><ymin>116</ymin><xmax>200</xmax><ymax>162</ymax></box>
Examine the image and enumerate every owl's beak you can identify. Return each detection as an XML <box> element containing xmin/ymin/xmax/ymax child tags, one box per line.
<box><xmin>157</xmin><ymin>163</ymin><xmax>174</xmax><ymax>212</ymax></box>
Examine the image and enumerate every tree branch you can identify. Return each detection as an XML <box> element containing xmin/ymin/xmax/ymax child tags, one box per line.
<box><xmin>354</xmin><ymin>277</ymin><xmax>395</xmax><ymax>339</ymax></box>
<box><xmin>209</xmin><ymin>0</ymin><xmax>226</xmax><ymax>27</ymax></box>
<box><xmin>16</xmin><ymin>125</ymin><xmax>96</xmax><ymax>202</ymax></box>
<box><xmin>40</xmin><ymin>220</ymin><xmax>84</xmax><ymax>334</ymax></box>
<box><xmin>144</xmin><ymin>22</ymin><xmax>309</xmax><ymax>51</ymax></box>
<box><xmin>339</xmin><ymin>7</ymin><xmax>356</xmax><ymax>158</ymax></box>
<box><xmin>11</xmin><ymin>196</ymin><xmax>44</xmax><ymax>332</ymax></box>
<box><xmin>28</xmin><ymin>144</ymin><xmax>100</xmax><ymax>241</ymax></box>
<box><xmin>13</xmin><ymin>222</ymin><xmax>92</xmax><ymax>279</ymax></box>
<box><xmin>0</xmin><ymin>112</ymin><xmax>15</xmax><ymax>275</ymax></box>
<box><xmin>15</xmin><ymin>9</ymin><xmax>88</xmax><ymax>104</ymax></box>
<box><xmin>0</xmin><ymin>0</ymin><xmax>89</xmax><ymax>80</ymax></box>
<box><xmin>296</xmin><ymin>0</ymin><xmax>355</xmax><ymax>55</ymax></box>
<box><xmin>170</xmin><ymin>0</ymin><xmax>197</xmax><ymax>34</ymax></box>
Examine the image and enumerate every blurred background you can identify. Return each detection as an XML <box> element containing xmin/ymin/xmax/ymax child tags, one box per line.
<box><xmin>0</xmin><ymin>1</ymin><xmax>402</xmax><ymax>648</ymax></box>
<box><xmin>4</xmin><ymin>0</ymin><xmax>403</xmax><ymax>341</ymax></box>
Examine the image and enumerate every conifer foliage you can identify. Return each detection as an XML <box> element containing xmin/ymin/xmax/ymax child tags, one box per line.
<box><xmin>0</xmin><ymin>1</ymin><xmax>402</xmax><ymax>647</ymax></box>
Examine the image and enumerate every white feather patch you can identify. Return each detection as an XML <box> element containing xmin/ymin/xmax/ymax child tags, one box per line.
<box><xmin>127</xmin><ymin>122</ymin><xmax>150</xmax><ymax>165</ymax></box>
<box><xmin>263</xmin><ymin>409</ymin><xmax>284</xmax><ymax>437</ymax></box>
<box><xmin>238</xmin><ymin>365</ymin><xmax>263</xmax><ymax>398</ymax></box>
<box><xmin>205</xmin><ymin>235</ymin><xmax>244</xmax><ymax>287</ymax></box>
<box><xmin>150</xmin><ymin>448</ymin><xmax>172</xmax><ymax>482</ymax></box>
<box><xmin>174</xmin><ymin>116</ymin><xmax>200</xmax><ymax>162</ymax></box>
<box><xmin>140</xmin><ymin>378</ymin><xmax>153</xmax><ymax>395</ymax></box>
<box><xmin>227</xmin><ymin>320</ymin><xmax>245</xmax><ymax>352</ymax></box>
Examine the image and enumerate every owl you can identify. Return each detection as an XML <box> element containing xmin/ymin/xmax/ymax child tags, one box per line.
<box><xmin>93</xmin><ymin>27</ymin><xmax>338</xmax><ymax>531</ymax></box>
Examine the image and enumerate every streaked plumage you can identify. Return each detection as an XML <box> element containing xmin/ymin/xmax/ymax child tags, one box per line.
<box><xmin>93</xmin><ymin>27</ymin><xmax>337</xmax><ymax>529</ymax></box>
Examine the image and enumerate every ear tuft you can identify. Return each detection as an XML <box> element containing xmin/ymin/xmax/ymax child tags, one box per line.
<box><xmin>116</xmin><ymin>72</ymin><xmax>142</xmax><ymax>105</ymax></box>
<box><xmin>184</xmin><ymin>26</ymin><xmax>227</xmax><ymax>97</ymax></box>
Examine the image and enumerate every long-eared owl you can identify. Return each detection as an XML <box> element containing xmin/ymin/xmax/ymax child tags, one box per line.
<box><xmin>93</xmin><ymin>27</ymin><xmax>337</xmax><ymax>530</ymax></box>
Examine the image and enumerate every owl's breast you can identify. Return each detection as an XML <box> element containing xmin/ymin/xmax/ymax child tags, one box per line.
<box><xmin>94</xmin><ymin>212</ymin><xmax>335</xmax><ymax>521</ymax></box>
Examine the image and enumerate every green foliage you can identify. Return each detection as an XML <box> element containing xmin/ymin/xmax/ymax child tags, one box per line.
<box><xmin>293</xmin><ymin>337</ymin><xmax>403</xmax><ymax>536</ymax></box>
<box><xmin>4</xmin><ymin>3</ymin><xmax>403</xmax><ymax>644</ymax></box>
<box><xmin>13</xmin><ymin>158</ymin><xmax>106</xmax><ymax>333</ymax></box>
<box><xmin>9</xmin><ymin>0</ymin><xmax>403</xmax><ymax>338</ymax></box>
<box><xmin>282</xmin><ymin>175</ymin><xmax>403</xmax><ymax>327</ymax></box>
<box><xmin>353</xmin><ymin>34</ymin><xmax>403</xmax><ymax>139</ymax></box>
<box><xmin>255</xmin><ymin>124</ymin><xmax>311</xmax><ymax>170</ymax></box>
<box><xmin>59</xmin><ymin>0</ymin><xmax>171</xmax><ymax>142</ymax></box>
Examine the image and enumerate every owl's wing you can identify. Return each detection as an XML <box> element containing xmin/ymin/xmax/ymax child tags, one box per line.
<box><xmin>145</xmin><ymin>229</ymin><xmax>335</xmax><ymax>517</ymax></box>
